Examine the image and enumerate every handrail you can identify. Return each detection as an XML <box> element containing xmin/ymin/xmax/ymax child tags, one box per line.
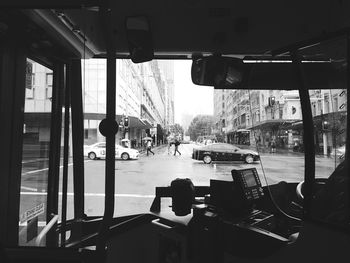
<box><xmin>35</xmin><ymin>215</ymin><xmax>59</xmax><ymax>246</ymax></box>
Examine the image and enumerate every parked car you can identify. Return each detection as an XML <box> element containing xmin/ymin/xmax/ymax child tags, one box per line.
<box><xmin>192</xmin><ymin>143</ymin><xmax>260</xmax><ymax>164</ymax></box>
<box><xmin>83</xmin><ymin>142</ymin><xmax>139</xmax><ymax>160</ymax></box>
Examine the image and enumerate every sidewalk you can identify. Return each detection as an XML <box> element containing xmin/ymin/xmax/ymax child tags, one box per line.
<box><xmin>238</xmin><ymin>144</ymin><xmax>331</xmax><ymax>158</ymax></box>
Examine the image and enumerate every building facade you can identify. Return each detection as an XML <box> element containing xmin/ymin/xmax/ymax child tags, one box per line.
<box><xmin>214</xmin><ymin>88</ymin><xmax>346</xmax><ymax>155</ymax></box>
<box><xmin>24</xmin><ymin>58</ymin><xmax>175</xmax><ymax>150</ymax></box>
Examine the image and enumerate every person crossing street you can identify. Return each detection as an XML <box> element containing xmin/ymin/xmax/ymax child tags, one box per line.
<box><xmin>146</xmin><ymin>139</ymin><xmax>155</xmax><ymax>156</ymax></box>
<box><xmin>174</xmin><ymin>139</ymin><xmax>181</xmax><ymax>156</ymax></box>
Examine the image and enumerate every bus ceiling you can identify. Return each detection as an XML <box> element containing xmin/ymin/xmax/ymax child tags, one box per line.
<box><xmin>2</xmin><ymin>1</ymin><xmax>350</xmax><ymax>59</ymax></box>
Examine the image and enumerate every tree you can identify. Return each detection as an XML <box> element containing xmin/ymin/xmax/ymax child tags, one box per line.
<box><xmin>188</xmin><ymin>115</ymin><xmax>215</xmax><ymax>141</ymax></box>
<box><xmin>169</xmin><ymin>123</ymin><xmax>184</xmax><ymax>138</ymax></box>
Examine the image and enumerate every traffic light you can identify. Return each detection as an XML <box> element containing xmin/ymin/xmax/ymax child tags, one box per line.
<box><xmin>124</xmin><ymin>117</ymin><xmax>129</xmax><ymax>128</ymax></box>
<box><xmin>322</xmin><ymin>121</ymin><xmax>329</xmax><ymax>130</ymax></box>
<box><xmin>268</xmin><ymin>96</ymin><xmax>275</xmax><ymax>107</ymax></box>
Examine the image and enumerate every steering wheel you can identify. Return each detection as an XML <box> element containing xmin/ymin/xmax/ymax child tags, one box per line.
<box><xmin>296</xmin><ymin>178</ymin><xmax>328</xmax><ymax>201</ymax></box>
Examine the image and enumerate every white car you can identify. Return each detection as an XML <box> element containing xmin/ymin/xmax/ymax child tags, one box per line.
<box><xmin>83</xmin><ymin>142</ymin><xmax>139</xmax><ymax>160</ymax></box>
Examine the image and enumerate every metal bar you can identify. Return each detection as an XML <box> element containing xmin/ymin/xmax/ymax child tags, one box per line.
<box><xmin>46</xmin><ymin>61</ymin><xmax>64</xmax><ymax>247</ymax></box>
<box><xmin>346</xmin><ymin>34</ymin><xmax>350</xmax><ymax>163</ymax></box>
<box><xmin>0</xmin><ymin>0</ymin><xmax>99</xmax><ymax>8</ymax></box>
<box><xmin>346</xmin><ymin>34</ymin><xmax>350</xmax><ymax>225</ymax></box>
<box><xmin>272</xmin><ymin>28</ymin><xmax>350</xmax><ymax>56</ymax></box>
<box><xmin>69</xmin><ymin>59</ymin><xmax>85</xmax><ymax>241</ymax></box>
<box><xmin>0</xmin><ymin>40</ymin><xmax>26</xmax><ymax>246</ymax></box>
<box><xmin>96</xmin><ymin>3</ymin><xmax>116</xmax><ymax>253</ymax></box>
<box><xmin>96</xmin><ymin>39</ymin><xmax>116</xmax><ymax>253</ymax></box>
<box><xmin>291</xmin><ymin>52</ymin><xmax>315</xmax><ymax>218</ymax></box>
<box><xmin>61</xmin><ymin>64</ymin><xmax>70</xmax><ymax>247</ymax></box>
<box><xmin>35</xmin><ymin>215</ymin><xmax>59</xmax><ymax>246</ymax></box>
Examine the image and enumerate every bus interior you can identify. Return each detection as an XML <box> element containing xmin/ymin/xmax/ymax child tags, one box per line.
<box><xmin>0</xmin><ymin>1</ymin><xmax>349</xmax><ymax>263</ymax></box>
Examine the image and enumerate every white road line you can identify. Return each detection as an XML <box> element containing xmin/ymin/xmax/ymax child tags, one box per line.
<box><xmin>22</xmin><ymin>158</ymin><xmax>49</xmax><ymax>164</ymax></box>
<box><xmin>19</xmin><ymin>221</ymin><xmax>47</xmax><ymax>227</ymax></box>
<box><xmin>20</xmin><ymin>192</ymin><xmax>155</xmax><ymax>198</ymax></box>
<box><xmin>20</xmin><ymin>186</ymin><xmax>38</xmax><ymax>191</ymax></box>
<box><xmin>22</xmin><ymin>159</ymin><xmax>92</xmax><ymax>175</ymax></box>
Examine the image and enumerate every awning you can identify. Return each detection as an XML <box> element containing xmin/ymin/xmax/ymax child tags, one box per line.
<box><xmin>141</xmin><ymin>119</ymin><xmax>153</xmax><ymax>129</ymax></box>
<box><xmin>236</xmin><ymin>129</ymin><xmax>250</xmax><ymax>133</ymax></box>
<box><xmin>249</xmin><ymin>119</ymin><xmax>297</xmax><ymax>130</ymax></box>
<box><xmin>284</xmin><ymin>111</ymin><xmax>346</xmax><ymax>130</ymax></box>
<box><xmin>24</xmin><ymin>112</ymin><xmax>153</xmax><ymax>129</ymax></box>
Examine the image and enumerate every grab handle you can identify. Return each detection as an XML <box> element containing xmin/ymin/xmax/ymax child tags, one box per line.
<box><xmin>35</xmin><ymin>214</ymin><xmax>59</xmax><ymax>246</ymax></box>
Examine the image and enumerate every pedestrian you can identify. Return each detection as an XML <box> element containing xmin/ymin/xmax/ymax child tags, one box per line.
<box><xmin>146</xmin><ymin>139</ymin><xmax>154</xmax><ymax>156</ymax></box>
<box><xmin>168</xmin><ymin>140</ymin><xmax>174</xmax><ymax>154</ymax></box>
<box><xmin>270</xmin><ymin>140</ymin><xmax>276</xmax><ymax>153</ymax></box>
<box><xmin>174</xmin><ymin>140</ymin><xmax>181</xmax><ymax>156</ymax></box>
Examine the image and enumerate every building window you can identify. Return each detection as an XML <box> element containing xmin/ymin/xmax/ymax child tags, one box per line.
<box><xmin>324</xmin><ymin>94</ymin><xmax>330</xmax><ymax>113</ymax></box>
<box><xmin>25</xmin><ymin>60</ymin><xmax>35</xmax><ymax>99</ymax></box>
<box><xmin>317</xmin><ymin>100</ymin><xmax>322</xmax><ymax>114</ymax></box>
<box><xmin>312</xmin><ymin>102</ymin><xmax>316</xmax><ymax>116</ymax></box>
<box><xmin>46</xmin><ymin>73</ymin><xmax>53</xmax><ymax>100</ymax></box>
<box><xmin>333</xmin><ymin>96</ymin><xmax>338</xmax><ymax>112</ymax></box>
<box><xmin>26</xmin><ymin>87</ymin><xmax>35</xmax><ymax>99</ymax></box>
<box><xmin>25</xmin><ymin>72</ymin><xmax>35</xmax><ymax>99</ymax></box>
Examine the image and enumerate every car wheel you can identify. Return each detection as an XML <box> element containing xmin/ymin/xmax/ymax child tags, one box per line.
<box><xmin>203</xmin><ymin>155</ymin><xmax>212</xmax><ymax>164</ymax></box>
<box><xmin>88</xmin><ymin>152</ymin><xmax>97</xmax><ymax>160</ymax></box>
<box><xmin>245</xmin><ymin>154</ymin><xmax>254</xmax><ymax>164</ymax></box>
<box><xmin>121</xmin><ymin>152</ymin><xmax>129</xmax><ymax>160</ymax></box>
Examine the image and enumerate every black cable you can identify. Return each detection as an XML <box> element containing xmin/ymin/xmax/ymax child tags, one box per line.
<box><xmin>247</xmin><ymin>89</ymin><xmax>301</xmax><ymax>222</ymax></box>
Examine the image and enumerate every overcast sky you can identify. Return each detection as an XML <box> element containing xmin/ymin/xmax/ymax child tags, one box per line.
<box><xmin>174</xmin><ymin>60</ymin><xmax>213</xmax><ymax>125</ymax></box>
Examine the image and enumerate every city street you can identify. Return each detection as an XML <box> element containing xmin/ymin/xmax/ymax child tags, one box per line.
<box><xmin>19</xmin><ymin>143</ymin><xmax>339</xmax><ymax>221</ymax></box>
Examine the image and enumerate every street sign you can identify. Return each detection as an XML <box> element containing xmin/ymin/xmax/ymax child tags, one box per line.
<box><xmin>20</xmin><ymin>203</ymin><xmax>45</xmax><ymax>224</ymax></box>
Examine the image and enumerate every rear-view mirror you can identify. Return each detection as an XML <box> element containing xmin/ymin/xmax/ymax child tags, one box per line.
<box><xmin>126</xmin><ymin>16</ymin><xmax>154</xmax><ymax>63</ymax></box>
<box><xmin>191</xmin><ymin>56</ymin><xmax>246</xmax><ymax>89</ymax></box>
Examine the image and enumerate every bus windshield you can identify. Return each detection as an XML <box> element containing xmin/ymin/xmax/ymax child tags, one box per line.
<box><xmin>19</xmin><ymin>47</ymin><xmax>347</xmax><ymax>245</ymax></box>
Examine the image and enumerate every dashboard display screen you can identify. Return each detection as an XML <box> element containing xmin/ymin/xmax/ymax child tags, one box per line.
<box><xmin>242</xmin><ymin>170</ymin><xmax>257</xmax><ymax>187</ymax></box>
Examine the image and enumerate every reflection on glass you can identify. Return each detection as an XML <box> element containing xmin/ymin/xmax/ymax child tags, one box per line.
<box><xmin>300</xmin><ymin>37</ymin><xmax>348</xmax><ymax>228</ymax></box>
<box><xmin>19</xmin><ymin>59</ymin><xmax>52</xmax><ymax>246</ymax></box>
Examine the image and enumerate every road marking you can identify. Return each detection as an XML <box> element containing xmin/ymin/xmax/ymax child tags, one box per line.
<box><xmin>19</xmin><ymin>221</ymin><xmax>47</xmax><ymax>227</ymax></box>
<box><xmin>22</xmin><ymin>158</ymin><xmax>49</xmax><ymax>164</ymax></box>
<box><xmin>20</xmin><ymin>192</ymin><xmax>155</xmax><ymax>198</ymax></box>
<box><xmin>22</xmin><ymin>159</ymin><xmax>92</xmax><ymax>175</ymax></box>
<box><xmin>21</xmin><ymin>186</ymin><xmax>38</xmax><ymax>191</ymax></box>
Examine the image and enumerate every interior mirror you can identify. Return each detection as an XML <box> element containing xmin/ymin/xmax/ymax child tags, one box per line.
<box><xmin>126</xmin><ymin>16</ymin><xmax>154</xmax><ymax>63</ymax></box>
<box><xmin>191</xmin><ymin>56</ymin><xmax>247</xmax><ymax>89</ymax></box>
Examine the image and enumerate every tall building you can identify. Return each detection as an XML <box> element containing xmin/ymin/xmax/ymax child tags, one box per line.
<box><xmin>158</xmin><ymin>61</ymin><xmax>175</xmax><ymax>130</ymax></box>
<box><xmin>83</xmin><ymin>59</ymin><xmax>174</xmax><ymax>146</ymax></box>
<box><xmin>24</xmin><ymin>58</ymin><xmax>175</xmax><ymax>149</ymax></box>
<box><xmin>213</xmin><ymin>89</ymin><xmax>226</xmax><ymax>140</ymax></box>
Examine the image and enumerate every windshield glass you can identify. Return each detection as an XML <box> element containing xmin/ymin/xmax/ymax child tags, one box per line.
<box><xmin>22</xmin><ymin>55</ymin><xmax>347</xmax><ymax>230</ymax></box>
<box><xmin>79</xmin><ymin>57</ymin><xmax>347</xmax><ymax>220</ymax></box>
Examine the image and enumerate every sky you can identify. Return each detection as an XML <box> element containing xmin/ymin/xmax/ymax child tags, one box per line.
<box><xmin>174</xmin><ymin>60</ymin><xmax>213</xmax><ymax>125</ymax></box>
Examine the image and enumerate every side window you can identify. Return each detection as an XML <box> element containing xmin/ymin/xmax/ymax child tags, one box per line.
<box><xmin>301</xmin><ymin>37</ymin><xmax>349</xmax><ymax>229</ymax></box>
<box><xmin>19</xmin><ymin>59</ymin><xmax>53</xmax><ymax>246</ymax></box>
